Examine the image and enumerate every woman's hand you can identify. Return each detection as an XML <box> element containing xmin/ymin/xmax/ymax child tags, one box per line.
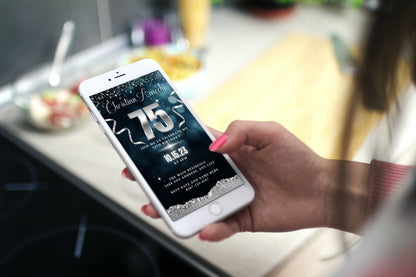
<box><xmin>123</xmin><ymin>120</ymin><xmax>336</xmax><ymax>241</ymax></box>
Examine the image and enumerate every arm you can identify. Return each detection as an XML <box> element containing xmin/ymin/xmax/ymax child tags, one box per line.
<box><xmin>209</xmin><ymin>121</ymin><xmax>373</xmax><ymax>237</ymax></box>
<box><xmin>312</xmin><ymin>159</ymin><xmax>411</xmax><ymax>234</ymax></box>
<box><xmin>325</xmin><ymin>159</ymin><xmax>371</xmax><ymax>234</ymax></box>
<box><xmin>123</xmin><ymin>120</ymin><xmax>411</xmax><ymax>240</ymax></box>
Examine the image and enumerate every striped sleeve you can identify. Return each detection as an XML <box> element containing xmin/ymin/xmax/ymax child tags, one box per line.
<box><xmin>366</xmin><ymin>159</ymin><xmax>412</xmax><ymax>217</ymax></box>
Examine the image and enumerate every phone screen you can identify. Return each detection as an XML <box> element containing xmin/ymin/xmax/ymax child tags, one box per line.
<box><xmin>90</xmin><ymin>70</ymin><xmax>244</xmax><ymax>221</ymax></box>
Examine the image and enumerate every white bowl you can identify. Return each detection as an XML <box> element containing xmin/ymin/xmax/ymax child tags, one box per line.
<box><xmin>13</xmin><ymin>66</ymin><xmax>88</xmax><ymax>131</ymax></box>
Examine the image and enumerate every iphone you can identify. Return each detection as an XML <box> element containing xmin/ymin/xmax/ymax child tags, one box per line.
<box><xmin>78</xmin><ymin>59</ymin><xmax>254</xmax><ymax>238</ymax></box>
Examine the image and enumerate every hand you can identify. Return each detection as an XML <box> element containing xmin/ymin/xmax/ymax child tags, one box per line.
<box><xmin>123</xmin><ymin>120</ymin><xmax>333</xmax><ymax>241</ymax></box>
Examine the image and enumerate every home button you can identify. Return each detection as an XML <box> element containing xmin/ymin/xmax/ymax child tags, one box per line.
<box><xmin>209</xmin><ymin>203</ymin><xmax>222</xmax><ymax>215</ymax></box>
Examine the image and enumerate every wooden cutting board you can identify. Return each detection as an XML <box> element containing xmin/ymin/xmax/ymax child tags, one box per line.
<box><xmin>194</xmin><ymin>33</ymin><xmax>385</xmax><ymax>159</ymax></box>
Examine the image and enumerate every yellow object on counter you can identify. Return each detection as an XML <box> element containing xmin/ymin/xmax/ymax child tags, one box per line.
<box><xmin>178</xmin><ymin>0</ymin><xmax>211</xmax><ymax>48</ymax></box>
<box><xmin>127</xmin><ymin>48</ymin><xmax>201</xmax><ymax>81</ymax></box>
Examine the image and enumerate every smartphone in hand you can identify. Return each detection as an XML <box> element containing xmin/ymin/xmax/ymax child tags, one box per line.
<box><xmin>79</xmin><ymin>59</ymin><xmax>254</xmax><ymax>238</ymax></box>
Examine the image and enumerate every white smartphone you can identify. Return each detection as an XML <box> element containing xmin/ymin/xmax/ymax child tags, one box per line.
<box><xmin>78</xmin><ymin>59</ymin><xmax>254</xmax><ymax>238</ymax></box>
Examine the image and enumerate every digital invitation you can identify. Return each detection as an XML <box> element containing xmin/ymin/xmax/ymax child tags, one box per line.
<box><xmin>90</xmin><ymin>70</ymin><xmax>244</xmax><ymax>221</ymax></box>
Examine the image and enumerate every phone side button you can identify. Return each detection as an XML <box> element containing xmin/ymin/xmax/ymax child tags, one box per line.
<box><xmin>97</xmin><ymin>123</ymin><xmax>105</xmax><ymax>133</ymax></box>
<box><xmin>209</xmin><ymin>203</ymin><xmax>222</xmax><ymax>216</ymax></box>
<box><xmin>91</xmin><ymin>112</ymin><xmax>98</xmax><ymax>122</ymax></box>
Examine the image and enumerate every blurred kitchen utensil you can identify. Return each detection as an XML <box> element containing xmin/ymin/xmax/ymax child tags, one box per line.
<box><xmin>331</xmin><ymin>33</ymin><xmax>357</xmax><ymax>75</ymax></box>
<box><xmin>13</xmin><ymin>20</ymin><xmax>88</xmax><ymax>132</ymax></box>
<box><xmin>49</xmin><ymin>21</ymin><xmax>75</xmax><ymax>87</ymax></box>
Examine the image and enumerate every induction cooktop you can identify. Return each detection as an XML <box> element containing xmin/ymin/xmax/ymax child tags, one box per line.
<box><xmin>0</xmin><ymin>126</ymin><xmax>227</xmax><ymax>276</ymax></box>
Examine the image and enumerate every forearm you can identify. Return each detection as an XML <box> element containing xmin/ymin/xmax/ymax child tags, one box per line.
<box><xmin>324</xmin><ymin>159</ymin><xmax>412</xmax><ymax>234</ymax></box>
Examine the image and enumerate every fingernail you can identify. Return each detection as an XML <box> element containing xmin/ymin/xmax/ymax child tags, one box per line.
<box><xmin>141</xmin><ymin>205</ymin><xmax>148</xmax><ymax>215</ymax></box>
<box><xmin>209</xmin><ymin>134</ymin><xmax>228</xmax><ymax>151</ymax></box>
<box><xmin>122</xmin><ymin>168</ymin><xmax>128</xmax><ymax>178</ymax></box>
<box><xmin>198</xmin><ymin>233</ymin><xmax>206</xmax><ymax>241</ymax></box>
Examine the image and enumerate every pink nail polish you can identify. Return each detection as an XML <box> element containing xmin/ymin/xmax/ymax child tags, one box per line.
<box><xmin>209</xmin><ymin>134</ymin><xmax>228</xmax><ymax>151</ymax></box>
<box><xmin>122</xmin><ymin>169</ymin><xmax>128</xmax><ymax>178</ymax></box>
<box><xmin>141</xmin><ymin>205</ymin><xmax>148</xmax><ymax>215</ymax></box>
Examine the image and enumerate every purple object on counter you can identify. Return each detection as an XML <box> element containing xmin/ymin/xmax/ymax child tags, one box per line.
<box><xmin>142</xmin><ymin>19</ymin><xmax>170</xmax><ymax>46</ymax></box>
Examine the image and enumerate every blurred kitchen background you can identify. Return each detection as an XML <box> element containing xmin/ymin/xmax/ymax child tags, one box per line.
<box><xmin>1</xmin><ymin>0</ymin><xmax>399</xmax><ymax>276</ymax></box>
<box><xmin>0</xmin><ymin>0</ymin><xmax>173</xmax><ymax>86</ymax></box>
<box><xmin>0</xmin><ymin>0</ymin><xmax>373</xmax><ymax>96</ymax></box>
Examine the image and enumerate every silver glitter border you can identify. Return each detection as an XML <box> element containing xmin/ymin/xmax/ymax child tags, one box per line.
<box><xmin>166</xmin><ymin>175</ymin><xmax>244</xmax><ymax>221</ymax></box>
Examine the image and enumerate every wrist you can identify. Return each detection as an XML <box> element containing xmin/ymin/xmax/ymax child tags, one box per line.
<box><xmin>325</xmin><ymin>160</ymin><xmax>371</xmax><ymax>233</ymax></box>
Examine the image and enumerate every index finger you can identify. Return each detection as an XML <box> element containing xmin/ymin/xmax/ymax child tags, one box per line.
<box><xmin>212</xmin><ymin>120</ymin><xmax>283</xmax><ymax>153</ymax></box>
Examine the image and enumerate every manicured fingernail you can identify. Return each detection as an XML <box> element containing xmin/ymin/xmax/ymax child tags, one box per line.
<box><xmin>122</xmin><ymin>168</ymin><xmax>128</xmax><ymax>178</ymax></box>
<box><xmin>141</xmin><ymin>205</ymin><xmax>148</xmax><ymax>215</ymax></box>
<box><xmin>209</xmin><ymin>134</ymin><xmax>228</xmax><ymax>151</ymax></box>
<box><xmin>198</xmin><ymin>233</ymin><xmax>206</xmax><ymax>241</ymax></box>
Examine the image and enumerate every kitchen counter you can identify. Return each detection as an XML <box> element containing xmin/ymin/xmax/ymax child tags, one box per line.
<box><xmin>195</xmin><ymin>3</ymin><xmax>367</xmax><ymax>104</ymax></box>
<box><xmin>0</xmin><ymin>4</ymin><xmax>379</xmax><ymax>277</ymax></box>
